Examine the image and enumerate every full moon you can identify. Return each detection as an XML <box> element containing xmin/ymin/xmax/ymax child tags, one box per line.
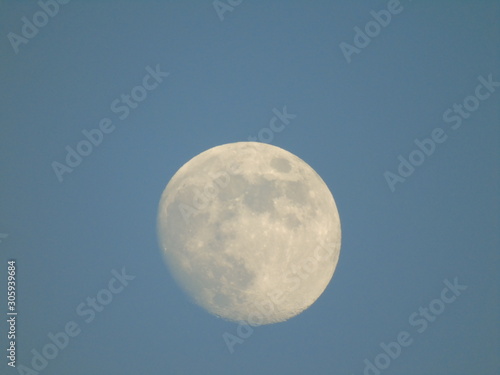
<box><xmin>157</xmin><ymin>142</ymin><xmax>341</xmax><ymax>325</ymax></box>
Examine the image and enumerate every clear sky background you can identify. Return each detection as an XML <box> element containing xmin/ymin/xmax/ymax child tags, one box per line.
<box><xmin>0</xmin><ymin>1</ymin><xmax>498</xmax><ymax>374</ymax></box>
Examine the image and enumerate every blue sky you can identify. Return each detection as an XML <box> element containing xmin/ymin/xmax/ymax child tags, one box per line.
<box><xmin>0</xmin><ymin>1</ymin><xmax>498</xmax><ymax>374</ymax></box>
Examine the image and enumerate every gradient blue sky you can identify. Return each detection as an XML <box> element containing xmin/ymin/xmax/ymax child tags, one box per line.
<box><xmin>1</xmin><ymin>1</ymin><xmax>498</xmax><ymax>374</ymax></box>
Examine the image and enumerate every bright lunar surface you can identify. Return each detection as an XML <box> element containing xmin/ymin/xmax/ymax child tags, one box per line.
<box><xmin>157</xmin><ymin>142</ymin><xmax>341</xmax><ymax>325</ymax></box>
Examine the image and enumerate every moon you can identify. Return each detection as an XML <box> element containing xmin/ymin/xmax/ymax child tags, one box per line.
<box><xmin>157</xmin><ymin>142</ymin><xmax>341</xmax><ymax>325</ymax></box>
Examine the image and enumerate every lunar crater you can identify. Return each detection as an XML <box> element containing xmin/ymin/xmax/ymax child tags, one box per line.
<box><xmin>271</xmin><ymin>157</ymin><xmax>292</xmax><ymax>173</ymax></box>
